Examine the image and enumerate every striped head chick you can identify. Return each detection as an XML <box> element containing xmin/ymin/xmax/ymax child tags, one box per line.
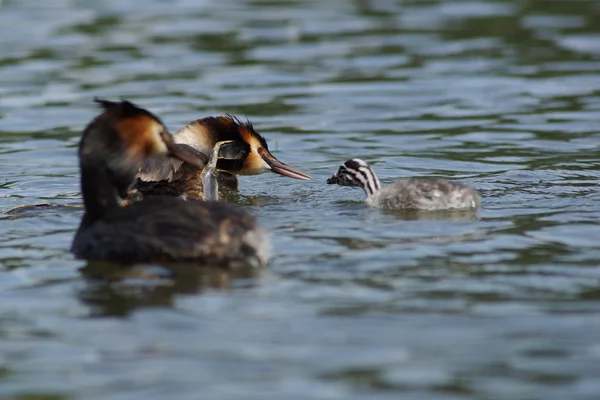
<box><xmin>326</xmin><ymin>158</ymin><xmax>382</xmax><ymax>201</ymax></box>
<box><xmin>327</xmin><ymin>158</ymin><xmax>480</xmax><ymax>211</ymax></box>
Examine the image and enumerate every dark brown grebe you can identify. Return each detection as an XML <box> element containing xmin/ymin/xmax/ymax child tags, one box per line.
<box><xmin>70</xmin><ymin>99</ymin><xmax>270</xmax><ymax>267</ymax></box>
<box><xmin>327</xmin><ymin>159</ymin><xmax>480</xmax><ymax>211</ymax></box>
<box><xmin>129</xmin><ymin>116</ymin><xmax>312</xmax><ymax>202</ymax></box>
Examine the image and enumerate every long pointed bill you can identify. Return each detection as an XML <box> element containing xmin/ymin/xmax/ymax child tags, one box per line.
<box><xmin>162</xmin><ymin>133</ymin><xmax>208</xmax><ymax>169</ymax></box>
<box><xmin>262</xmin><ymin>152</ymin><xmax>312</xmax><ymax>181</ymax></box>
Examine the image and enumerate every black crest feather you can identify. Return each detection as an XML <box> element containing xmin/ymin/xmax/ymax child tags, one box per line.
<box><xmin>225</xmin><ymin>114</ymin><xmax>268</xmax><ymax>150</ymax></box>
<box><xmin>93</xmin><ymin>98</ymin><xmax>163</xmax><ymax>123</ymax></box>
<box><xmin>94</xmin><ymin>97</ymin><xmax>120</xmax><ymax>110</ymax></box>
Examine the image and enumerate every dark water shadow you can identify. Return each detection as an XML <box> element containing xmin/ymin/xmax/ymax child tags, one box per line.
<box><xmin>3</xmin><ymin>202</ymin><xmax>83</xmax><ymax>217</ymax></box>
<box><xmin>78</xmin><ymin>260</ymin><xmax>263</xmax><ymax>317</ymax></box>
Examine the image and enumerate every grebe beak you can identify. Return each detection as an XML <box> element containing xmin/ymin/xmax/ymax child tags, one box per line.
<box><xmin>261</xmin><ymin>150</ymin><xmax>312</xmax><ymax>181</ymax></box>
<box><xmin>161</xmin><ymin>132</ymin><xmax>207</xmax><ymax>169</ymax></box>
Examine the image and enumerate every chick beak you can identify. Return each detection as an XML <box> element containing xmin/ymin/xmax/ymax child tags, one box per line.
<box><xmin>326</xmin><ymin>174</ymin><xmax>339</xmax><ymax>184</ymax></box>
<box><xmin>161</xmin><ymin>132</ymin><xmax>207</xmax><ymax>169</ymax></box>
<box><xmin>261</xmin><ymin>150</ymin><xmax>312</xmax><ymax>181</ymax></box>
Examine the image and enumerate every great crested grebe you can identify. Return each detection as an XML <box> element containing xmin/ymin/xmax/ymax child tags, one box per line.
<box><xmin>129</xmin><ymin>115</ymin><xmax>312</xmax><ymax>202</ymax></box>
<box><xmin>71</xmin><ymin>99</ymin><xmax>270</xmax><ymax>266</ymax></box>
<box><xmin>327</xmin><ymin>159</ymin><xmax>480</xmax><ymax>211</ymax></box>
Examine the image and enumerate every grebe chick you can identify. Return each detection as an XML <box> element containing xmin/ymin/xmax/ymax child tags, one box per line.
<box><xmin>131</xmin><ymin>116</ymin><xmax>312</xmax><ymax>202</ymax></box>
<box><xmin>71</xmin><ymin>99</ymin><xmax>270</xmax><ymax>267</ymax></box>
<box><xmin>327</xmin><ymin>159</ymin><xmax>480</xmax><ymax>211</ymax></box>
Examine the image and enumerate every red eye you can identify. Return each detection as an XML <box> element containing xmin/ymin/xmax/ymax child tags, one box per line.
<box><xmin>257</xmin><ymin>147</ymin><xmax>263</xmax><ymax>155</ymax></box>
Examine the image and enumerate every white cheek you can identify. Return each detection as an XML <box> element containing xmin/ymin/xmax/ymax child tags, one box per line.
<box><xmin>154</xmin><ymin>140</ymin><xmax>168</xmax><ymax>154</ymax></box>
<box><xmin>151</xmin><ymin>127</ymin><xmax>169</xmax><ymax>155</ymax></box>
<box><xmin>260</xmin><ymin>158</ymin><xmax>271</xmax><ymax>170</ymax></box>
<box><xmin>252</xmin><ymin>145</ymin><xmax>271</xmax><ymax>171</ymax></box>
<box><xmin>239</xmin><ymin>150</ymin><xmax>271</xmax><ymax>175</ymax></box>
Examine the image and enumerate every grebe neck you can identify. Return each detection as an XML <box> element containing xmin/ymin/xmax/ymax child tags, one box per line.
<box><xmin>79</xmin><ymin>165</ymin><xmax>122</xmax><ymax>228</ymax></box>
<box><xmin>361</xmin><ymin>167</ymin><xmax>382</xmax><ymax>199</ymax></box>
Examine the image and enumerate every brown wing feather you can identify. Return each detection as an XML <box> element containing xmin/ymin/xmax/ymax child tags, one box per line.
<box><xmin>136</xmin><ymin>144</ymin><xmax>208</xmax><ymax>182</ymax></box>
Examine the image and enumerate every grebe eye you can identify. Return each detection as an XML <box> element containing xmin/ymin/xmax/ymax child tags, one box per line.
<box><xmin>257</xmin><ymin>147</ymin><xmax>263</xmax><ymax>155</ymax></box>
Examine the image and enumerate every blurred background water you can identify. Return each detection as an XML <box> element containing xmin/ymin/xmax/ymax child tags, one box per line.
<box><xmin>1</xmin><ymin>0</ymin><xmax>600</xmax><ymax>399</ymax></box>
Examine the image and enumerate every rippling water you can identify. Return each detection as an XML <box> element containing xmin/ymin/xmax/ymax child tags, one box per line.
<box><xmin>1</xmin><ymin>0</ymin><xmax>600</xmax><ymax>398</ymax></box>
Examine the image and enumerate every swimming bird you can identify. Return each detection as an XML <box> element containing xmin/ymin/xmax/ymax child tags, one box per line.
<box><xmin>129</xmin><ymin>116</ymin><xmax>312</xmax><ymax>202</ymax></box>
<box><xmin>71</xmin><ymin>99</ymin><xmax>270</xmax><ymax>267</ymax></box>
<box><xmin>327</xmin><ymin>159</ymin><xmax>480</xmax><ymax>211</ymax></box>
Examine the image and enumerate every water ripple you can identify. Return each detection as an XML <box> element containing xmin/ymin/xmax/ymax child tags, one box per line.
<box><xmin>0</xmin><ymin>0</ymin><xmax>599</xmax><ymax>399</ymax></box>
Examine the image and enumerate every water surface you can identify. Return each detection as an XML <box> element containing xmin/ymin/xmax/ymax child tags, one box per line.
<box><xmin>1</xmin><ymin>0</ymin><xmax>600</xmax><ymax>399</ymax></box>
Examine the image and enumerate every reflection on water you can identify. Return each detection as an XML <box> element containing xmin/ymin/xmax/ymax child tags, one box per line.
<box><xmin>1</xmin><ymin>0</ymin><xmax>600</xmax><ymax>399</ymax></box>
<box><xmin>79</xmin><ymin>261</ymin><xmax>260</xmax><ymax>317</ymax></box>
<box><xmin>381</xmin><ymin>208</ymin><xmax>480</xmax><ymax>221</ymax></box>
<box><xmin>3</xmin><ymin>203</ymin><xmax>83</xmax><ymax>216</ymax></box>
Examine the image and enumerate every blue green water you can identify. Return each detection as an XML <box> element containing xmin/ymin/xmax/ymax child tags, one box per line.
<box><xmin>1</xmin><ymin>1</ymin><xmax>600</xmax><ymax>399</ymax></box>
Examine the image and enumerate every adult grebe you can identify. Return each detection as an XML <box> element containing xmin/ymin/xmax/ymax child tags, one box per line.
<box><xmin>327</xmin><ymin>159</ymin><xmax>480</xmax><ymax>211</ymax></box>
<box><xmin>129</xmin><ymin>116</ymin><xmax>312</xmax><ymax>202</ymax></box>
<box><xmin>70</xmin><ymin>99</ymin><xmax>270</xmax><ymax>267</ymax></box>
